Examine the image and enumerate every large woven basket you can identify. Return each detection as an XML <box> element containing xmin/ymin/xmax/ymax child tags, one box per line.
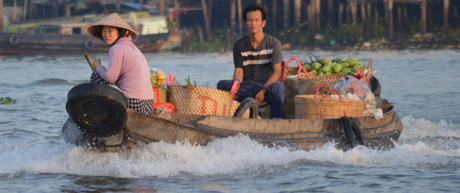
<box><xmin>282</xmin><ymin>58</ymin><xmax>311</xmax><ymax>119</ymax></box>
<box><xmin>294</xmin><ymin>83</ymin><xmax>365</xmax><ymax>119</ymax></box>
<box><xmin>257</xmin><ymin>104</ymin><xmax>271</xmax><ymax>119</ymax></box>
<box><xmin>298</xmin><ymin>74</ymin><xmax>348</xmax><ymax>95</ymax></box>
<box><xmin>169</xmin><ymin>85</ymin><xmax>234</xmax><ymax>116</ymax></box>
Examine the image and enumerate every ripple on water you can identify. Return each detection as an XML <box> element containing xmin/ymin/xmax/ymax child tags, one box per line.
<box><xmin>1</xmin><ymin>51</ymin><xmax>460</xmax><ymax>192</ymax></box>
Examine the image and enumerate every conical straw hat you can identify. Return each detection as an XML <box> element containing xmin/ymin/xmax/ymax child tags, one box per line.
<box><xmin>87</xmin><ymin>13</ymin><xmax>138</xmax><ymax>40</ymax></box>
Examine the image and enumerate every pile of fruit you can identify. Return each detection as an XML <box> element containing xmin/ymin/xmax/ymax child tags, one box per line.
<box><xmin>303</xmin><ymin>56</ymin><xmax>368</xmax><ymax>76</ymax></box>
<box><xmin>150</xmin><ymin>68</ymin><xmax>166</xmax><ymax>88</ymax></box>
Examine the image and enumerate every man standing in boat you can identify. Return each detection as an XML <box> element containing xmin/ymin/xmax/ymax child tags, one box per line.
<box><xmin>217</xmin><ymin>4</ymin><xmax>286</xmax><ymax>119</ymax></box>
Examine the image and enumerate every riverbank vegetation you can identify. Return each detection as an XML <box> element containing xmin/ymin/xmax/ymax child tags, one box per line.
<box><xmin>172</xmin><ymin>0</ymin><xmax>460</xmax><ymax>52</ymax></box>
<box><xmin>177</xmin><ymin>23</ymin><xmax>460</xmax><ymax>52</ymax></box>
<box><xmin>1</xmin><ymin>0</ymin><xmax>459</xmax><ymax>52</ymax></box>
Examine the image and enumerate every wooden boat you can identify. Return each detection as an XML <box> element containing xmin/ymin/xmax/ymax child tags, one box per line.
<box><xmin>0</xmin><ymin>32</ymin><xmax>176</xmax><ymax>54</ymax></box>
<box><xmin>62</xmin><ymin>78</ymin><xmax>403</xmax><ymax>152</ymax></box>
<box><xmin>0</xmin><ymin>14</ymin><xmax>185</xmax><ymax>55</ymax></box>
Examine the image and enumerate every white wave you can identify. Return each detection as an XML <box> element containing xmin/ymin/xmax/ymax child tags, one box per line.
<box><xmin>400</xmin><ymin>116</ymin><xmax>460</xmax><ymax>139</ymax></box>
<box><xmin>67</xmin><ymin>80</ymin><xmax>90</xmax><ymax>85</ymax></box>
<box><xmin>1</xmin><ymin>129</ymin><xmax>459</xmax><ymax>178</ymax></box>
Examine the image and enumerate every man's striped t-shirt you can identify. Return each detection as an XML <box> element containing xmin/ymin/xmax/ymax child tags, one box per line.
<box><xmin>233</xmin><ymin>34</ymin><xmax>283</xmax><ymax>82</ymax></box>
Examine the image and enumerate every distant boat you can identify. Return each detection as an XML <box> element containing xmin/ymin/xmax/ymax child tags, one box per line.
<box><xmin>0</xmin><ymin>12</ymin><xmax>186</xmax><ymax>54</ymax></box>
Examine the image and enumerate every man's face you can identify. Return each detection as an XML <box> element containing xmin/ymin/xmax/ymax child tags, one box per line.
<box><xmin>245</xmin><ymin>10</ymin><xmax>266</xmax><ymax>34</ymax></box>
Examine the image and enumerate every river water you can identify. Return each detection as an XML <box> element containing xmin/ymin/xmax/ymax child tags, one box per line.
<box><xmin>0</xmin><ymin>50</ymin><xmax>459</xmax><ymax>192</ymax></box>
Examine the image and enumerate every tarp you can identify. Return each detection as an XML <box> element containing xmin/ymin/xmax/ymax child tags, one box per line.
<box><xmin>120</xmin><ymin>2</ymin><xmax>146</xmax><ymax>11</ymax></box>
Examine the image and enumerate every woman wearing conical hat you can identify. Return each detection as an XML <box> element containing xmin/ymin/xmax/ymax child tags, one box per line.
<box><xmin>87</xmin><ymin>13</ymin><xmax>154</xmax><ymax>115</ymax></box>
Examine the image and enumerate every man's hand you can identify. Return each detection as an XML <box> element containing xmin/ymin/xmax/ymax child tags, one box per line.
<box><xmin>254</xmin><ymin>63</ymin><xmax>281</xmax><ymax>106</ymax></box>
<box><xmin>255</xmin><ymin>89</ymin><xmax>265</xmax><ymax>106</ymax></box>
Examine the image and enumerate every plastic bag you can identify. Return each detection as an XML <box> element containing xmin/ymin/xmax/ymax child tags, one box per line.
<box><xmin>333</xmin><ymin>76</ymin><xmax>378</xmax><ymax>117</ymax></box>
<box><xmin>150</xmin><ymin>68</ymin><xmax>166</xmax><ymax>87</ymax></box>
<box><xmin>373</xmin><ymin>108</ymin><xmax>383</xmax><ymax>120</ymax></box>
<box><xmin>362</xmin><ymin>92</ymin><xmax>376</xmax><ymax>116</ymax></box>
<box><xmin>332</xmin><ymin>76</ymin><xmax>371</xmax><ymax>99</ymax></box>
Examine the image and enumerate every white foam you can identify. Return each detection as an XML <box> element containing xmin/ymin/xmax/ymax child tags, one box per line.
<box><xmin>400</xmin><ymin>116</ymin><xmax>460</xmax><ymax>139</ymax></box>
<box><xmin>1</xmin><ymin>117</ymin><xmax>459</xmax><ymax>178</ymax></box>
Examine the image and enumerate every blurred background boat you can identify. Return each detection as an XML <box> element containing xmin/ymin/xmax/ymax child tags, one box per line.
<box><xmin>0</xmin><ymin>0</ymin><xmax>187</xmax><ymax>54</ymax></box>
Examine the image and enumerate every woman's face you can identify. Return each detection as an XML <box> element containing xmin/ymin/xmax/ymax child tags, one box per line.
<box><xmin>101</xmin><ymin>26</ymin><xmax>119</xmax><ymax>45</ymax></box>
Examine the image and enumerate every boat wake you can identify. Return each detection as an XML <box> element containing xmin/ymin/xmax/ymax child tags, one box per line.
<box><xmin>27</xmin><ymin>78</ymin><xmax>70</xmax><ymax>86</ymax></box>
<box><xmin>0</xmin><ymin>116</ymin><xmax>459</xmax><ymax>179</ymax></box>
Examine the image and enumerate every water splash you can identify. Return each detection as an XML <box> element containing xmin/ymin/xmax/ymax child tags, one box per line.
<box><xmin>400</xmin><ymin>116</ymin><xmax>460</xmax><ymax>139</ymax></box>
<box><xmin>0</xmin><ymin>116</ymin><xmax>459</xmax><ymax>178</ymax></box>
<box><xmin>27</xmin><ymin>78</ymin><xmax>70</xmax><ymax>86</ymax></box>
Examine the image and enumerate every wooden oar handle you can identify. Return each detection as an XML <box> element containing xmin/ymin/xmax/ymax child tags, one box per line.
<box><xmin>83</xmin><ymin>52</ymin><xmax>95</xmax><ymax>71</ymax></box>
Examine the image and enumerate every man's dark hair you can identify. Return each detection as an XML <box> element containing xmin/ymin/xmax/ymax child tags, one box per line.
<box><xmin>243</xmin><ymin>4</ymin><xmax>267</xmax><ymax>22</ymax></box>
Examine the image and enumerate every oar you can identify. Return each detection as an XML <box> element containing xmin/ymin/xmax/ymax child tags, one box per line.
<box><xmin>83</xmin><ymin>52</ymin><xmax>95</xmax><ymax>71</ymax></box>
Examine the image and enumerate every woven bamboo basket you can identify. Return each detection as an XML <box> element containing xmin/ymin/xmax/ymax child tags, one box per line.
<box><xmin>169</xmin><ymin>85</ymin><xmax>234</xmax><ymax>117</ymax></box>
<box><xmin>152</xmin><ymin>87</ymin><xmax>168</xmax><ymax>103</ymax></box>
<box><xmin>298</xmin><ymin>74</ymin><xmax>348</xmax><ymax>95</ymax></box>
<box><xmin>282</xmin><ymin>57</ymin><xmax>311</xmax><ymax>119</ymax></box>
<box><xmin>294</xmin><ymin>83</ymin><xmax>365</xmax><ymax>119</ymax></box>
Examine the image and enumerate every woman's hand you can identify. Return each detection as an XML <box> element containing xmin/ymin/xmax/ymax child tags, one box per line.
<box><xmin>92</xmin><ymin>59</ymin><xmax>101</xmax><ymax>71</ymax></box>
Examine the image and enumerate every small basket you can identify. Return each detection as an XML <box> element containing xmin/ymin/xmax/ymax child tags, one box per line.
<box><xmin>153</xmin><ymin>87</ymin><xmax>174</xmax><ymax>112</ymax></box>
<box><xmin>295</xmin><ymin>83</ymin><xmax>365</xmax><ymax>119</ymax></box>
<box><xmin>152</xmin><ymin>87</ymin><xmax>168</xmax><ymax>103</ymax></box>
<box><xmin>154</xmin><ymin>102</ymin><xmax>174</xmax><ymax>112</ymax></box>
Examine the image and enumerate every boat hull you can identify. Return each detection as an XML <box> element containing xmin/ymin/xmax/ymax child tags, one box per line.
<box><xmin>63</xmin><ymin>105</ymin><xmax>403</xmax><ymax>152</ymax></box>
<box><xmin>0</xmin><ymin>32</ymin><xmax>174</xmax><ymax>55</ymax></box>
